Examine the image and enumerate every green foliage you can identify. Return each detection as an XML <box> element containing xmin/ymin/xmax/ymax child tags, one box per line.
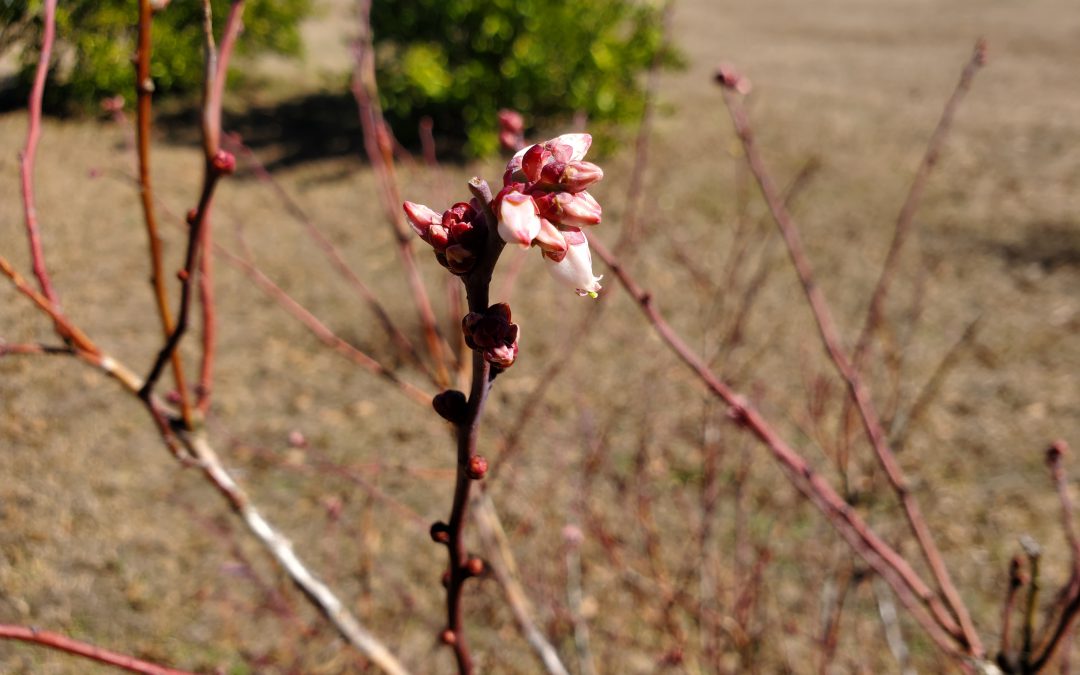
<box><xmin>371</xmin><ymin>0</ymin><xmax>675</xmax><ymax>156</ymax></box>
<box><xmin>3</xmin><ymin>0</ymin><xmax>310</xmax><ymax>111</ymax></box>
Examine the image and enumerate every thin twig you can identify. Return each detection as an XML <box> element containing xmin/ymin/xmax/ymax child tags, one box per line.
<box><xmin>613</xmin><ymin>0</ymin><xmax>675</xmax><ymax>253</ymax></box>
<box><xmin>874</xmin><ymin>578</ymin><xmax>917</xmax><ymax>675</ymax></box>
<box><xmin>1021</xmin><ymin>537</ymin><xmax>1042</xmax><ymax>666</ymax></box>
<box><xmin>589</xmin><ymin>234</ymin><xmax>969</xmax><ymax>660</ymax></box>
<box><xmin>136</xmin><ymin>0</ymin><xmax>194</xmax><ymax>427</ymax></box>
<box><xmin>851</xmin><ymin>39</ymin><xmax>987</xmax><ymax>369</ymax></box>
<box><xmin>222</xmin><ymin>133</ymin><xmax>431</xmax><ymax>380</ymax></box>
<box><xmin>0</xmin><ymin>340</ymin><xmax>72</xmax><ymax>357</ymax></box>
<box><xmin>473</xmin><ymin>494</ymin><xmax>571</xmax><ymax>675</ymax></box>
<box><xmin>998</xmin><ymin>555</ymin><xmax>1024</xmax><ymax>663</ymax></box>
<box><xmin>141</xmin><ymin>1</ymin><xmax>244</xmax><ymax>404</ymax></box>
<box><xmin>719</xmin><ymin>82</ymin><xmax>981</xmax><ymax>655</ymax></box>
<box><xmin>0</xmin><ymin>624</ymin><xmax>194</xmax><ymax>675</ymax></box>
<box><xmin>19</xmin><ymin>0</ymin><xmax>61</xmax><ymax>308</ymax></box>
<box><xmin>213</xmin><ymin>243</ymin><xmax>433</xmax><ymax>406</ymax></box>
<box><xmin>435</xmin><ymin>181</ymin><xmax>505</xmax><ymax>674</ymax></box>
<box><xmin>352</xmin><ymin>0</ymin><xmax>451</xmax><ymax>387</ymax></box>
<box><xmin>838</xmin><ymin>39</ymin><xmax>987</xmax><ymax>482</ymax></box>
<box><xmin>889</xmin><ymin>315</ymin><xmax>982</xmax><ymax>451</ymax></box>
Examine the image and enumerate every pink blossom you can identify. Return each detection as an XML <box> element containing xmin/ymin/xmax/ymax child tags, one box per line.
<box><xmin>497</xmin><ymin>191</ymin><xmax>542</xmax><ymax>248</ymax></box>
<box><xmin>543</xmin><ymin>230</ymin><xmax>602</xmax><ymax>298</ymax></box>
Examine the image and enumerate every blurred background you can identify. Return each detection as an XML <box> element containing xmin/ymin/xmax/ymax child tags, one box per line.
<box><xmin>1</xmin><ymin>0</ymin><xmax>1078</xmax><ymax>672</ymax></box>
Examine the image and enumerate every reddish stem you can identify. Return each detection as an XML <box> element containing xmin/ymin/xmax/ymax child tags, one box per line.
<box><xmin>213</xmin><ymin>242</ymin><xmax>433</xmax><ymax>406</ymax></box>
<box><xmin>720</xmin><ymin>85</ymin><xmax>981</xmax><ymax>655</ymax></box>
<box><xmin>590</xmin><ymin>235</ymin><xmax>966</xmax><ymax>659</ymax></box>
<box><xmin>19</xmin><ymin>0</ymin><xmax>60</xmax><ymax>308</ymax></box>
<box><xmin>437</xmin><ymin>180</ymin><xmax>505</xmax><ymax>674</ymax></box>
<box><xmin>222</xmin><ymin>133</ymin><xmax>431</xmax><ymax>381</ymax></box>
<box><xmin>197</xmin><ymin>218</ymin><xmax>217</xmax><ymax>414</ymax></box>
<box><xmin>353</xmin><ymin>0</ymin><xmax>452</xmax><ymax>387</ymax></box>
<box><xmin>142</xmin><ymin>1</ymin><xmax>245</xmax><ymax>404</ymax></box>
<box><xmin>0</xmin><ymin>624</ymin><xmax>194</xmax><ymax>675</ymax></box>
<box><xmin>851</xmin><ymin>39</ymin><xmax>987</xmax><ymax>370</ymax></box>
<box><xmin>136</xmin><ymin>0</ymin><xmax>194</xmax><ymax>427</ymax></box>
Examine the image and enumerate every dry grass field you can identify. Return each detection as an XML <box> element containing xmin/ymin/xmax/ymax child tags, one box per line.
<box><xmin>1</xmin><ymin>0</ymin><xmax>1079</xmax><ymax>672</ymax></box>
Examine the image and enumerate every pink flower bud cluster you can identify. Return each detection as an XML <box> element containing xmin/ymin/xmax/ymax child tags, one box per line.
<box><xmin>462</xmin><ymin>303</ymin><xmax>519</xmax><ymax>369</ymax></box>
<box><xmin>494</xmin><ymin>133</ymin><xmax>605</xmax><ymax>297</ymax></box>
<box><xmin>402</xmin><ymin>200</ymin><xmax>486</xmax><ymax>275</ymax></box>
<box><xmin>402</xmin><ymin>132</ymin><xmax>605</xmax><ymax>298</ymax></box>
<box><xmin>497</xmin><ymin>109</ymin><xmax>525</xmax><ymax>153</ymax></box>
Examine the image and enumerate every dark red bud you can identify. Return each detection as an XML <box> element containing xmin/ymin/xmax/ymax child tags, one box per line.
<box><xmin>432</xmin><ymin>390</ymin><xmax>468</xmax><ymax>423</ymax></box>
<box><xmin>430</xmin><ymin>521</ymin><xmax>451</xmax><ymax>544</ymax></box>
<box><xmin>186</xmin><ymin>208</ymin><xmax>199</xmax><ymax>226</ymax></box>
<box><xmin>464</xmin><ymin>557</ymin><xmax>485</xmax><ymax>577</ymax></box>
<box><xmin>177</xmin><ymin>269</ymin><xmax>190</xmax><ymax>282</ymax></box>
<box><xmin>466</xmin><ymin>455</ymin><xmax>488</xmax><ymax>480</ymax></box>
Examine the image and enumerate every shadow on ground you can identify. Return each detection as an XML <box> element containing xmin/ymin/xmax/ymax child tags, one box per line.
<box><xmin>156</xmin><ymin>91</ymin><xmax>470</xmax><ymax>171</ymax></box>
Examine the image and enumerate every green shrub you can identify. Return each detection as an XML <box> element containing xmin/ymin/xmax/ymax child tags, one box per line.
<box><xmin>2</xmin><ymin>0</ymin><xmax>310</xmax><ymax>112</ymax></box>
<box><xmin>371</xmin><ymin>0</ymin><xmax>675</xmax><ymax>156</ymax></box>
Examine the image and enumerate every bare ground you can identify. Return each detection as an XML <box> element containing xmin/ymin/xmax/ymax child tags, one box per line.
<box><xmin>2</xmin><ymin>0</ymin><xmax>1079</xmax><ymax>672</ymax></box>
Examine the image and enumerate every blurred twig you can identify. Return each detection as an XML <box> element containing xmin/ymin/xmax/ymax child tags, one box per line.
<box><xmin>0</xmin><ymin>625</ymin><xmax>194</xmax><ymax>675</ymax></box>
<box><xmin>222</xmin><ymin>133</ymin><xmax>433</xmax><ymax>382</ymax></box>
<box><xmin>720</xmin><ymin>76</ymin><xmax>981</xmax><ymax>655</ymax></box>
<box><xmin>473</xmin><ymin>494</ymin><xmax>571</xmax><ymax>675</ymax></box>
<box><xmin>589</xmin><ymin>233</ymin><xmax>971</xmax><ymax>660</ymax></box>
<box><xmin>18</xmin><ymin>0</ymin><xmax>60</xmax><ymax>309</ymax></box>
<box><xmin>839</xmin><ymin>39</ymin><xmax>987</xmax><ymax>473</ymax></box>
<box><xmin>136</xmin><ymin>0</ymin><xmax>193</xmax><ymax>427</ymax></box>
<box><xmin>352</xmin><ymin>0</ymin><xmax>451</xmax><ymax>387</ymax></box>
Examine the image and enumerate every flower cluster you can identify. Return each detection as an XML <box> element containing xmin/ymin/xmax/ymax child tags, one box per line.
<box><xmin>402</xmin><ymin>200</ymin><xmax>486</xmax><ymax>275</ymax></box>
<box><xmin>496</xmin><ymin>133</ymin><xmax>604</xmax><ymax>297</ymax></box>
<box><xmin>402</xmin><ymin>133</ymin><xmax>605</xmax><ymax>298</ymax></box>
<box><xmin>462</xmin><ymin>303</ymin><xmax>519</xmax><ymax>369</ymax></box>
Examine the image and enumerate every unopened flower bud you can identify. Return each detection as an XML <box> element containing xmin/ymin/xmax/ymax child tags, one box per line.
<box><xmin>211</xmin><ymin>149</ymin><xmax>236</xmax><ymax>175</ymax></box>
<box><xmin>532</xmin><ymin>217</ymin><xmax>568</xmax><ymax>256</ymax></box>
<box><xmin>404</xmin><ymin>200</ymin><xmax>483</xmax><ymax>273</ymax></box>
<box><xmin>521</xmin><ymin>143</ymin><xmax>549</xmax><ymax>182</ymax></box>
<box><xmin>497</xmin><ymin>109</ymin><xmax>525</xmax><ymax>152</ymax></box>
<box><xmin>551</xmin><ymin>191</ymin><xmax>602</xmax><ymax>228</ymax></box>
<box><xmin>186</xmin><ymin>208</ymin><xmax>199</xmax><ymax>226</ymax></box>
<box><xmin>464</xmin><ymin>557</ymin><xmax>485</xmax><ymax>577</ymax></box>
<box><xmin>497</xmin><ymin>109</ymin><xmax>524</xmax><ymax>136</ymax></box>
<box><xmin>485</xmin><ymin>343</ymin><xmax>518</xmax><ymax>369</ymax></box>
<box><xmin>444</xmin><ymin>244</ymin><xmax>477</xmax><ymax>275</ymax></box>
<box><xmin>547</xmin><ymin>133</ymin><xmax>592</xmax><ymax>162</ymax></box>
<box><xmin>403</xmin><ymin>201</ymin><xmax>441</xmax><ymax>239</ymax></box>
<box><xmin>714</xmin><ymin>63</ymin><xmax>752</xmax><ymax>94</ymax></box>
<box><xmin>462</xmin><ymin>303</ymin><xmax>521</xmax><ymax>368</ymax></box>
<box><xmin>557</xmin><ymin>161</ymin><xmax>604</xmax><ymax>193</ymax></box>
<box><xmin>543</xmin><ymin>230</ymin><xmax>602</xmax><ymax>298</ymax></box>
<box><xmin>432</xmin><ymin>390</ymin><xmax>468</xmax><ymax>423</ymax></box>
<box><xmin>430</xmin><ymin>521</ymin><xmax>451</xmax><ymax>544</ymax></box>
<box><xmin>466</xmin><ymin>455</ymin><xmax>488</xmax><ymax>480</ymax></box>
<box><xmin>497</xmin><ymin>191</ymin><xmax>542</xmax><ymax>248</ymax></box>
<box><xmin>440</xmin><ymin>629</ymin><xmax>456</xmax><ymax>645</ymax></box>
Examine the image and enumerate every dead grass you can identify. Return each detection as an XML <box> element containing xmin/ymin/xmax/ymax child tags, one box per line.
<box><xmin>2</xmin><ymin>0</ymin><xmax>1079</xmax><ymax>672</ymax></box>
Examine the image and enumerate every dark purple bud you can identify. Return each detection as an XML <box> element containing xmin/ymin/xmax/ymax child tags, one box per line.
<box><xmin>432</xmin><ymin>390</ymin><xmax>468</xmax><ymax>423</ymax></box>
